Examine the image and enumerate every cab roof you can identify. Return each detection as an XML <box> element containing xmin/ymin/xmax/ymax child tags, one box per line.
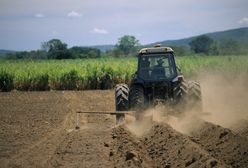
<box><xmin>139</xmin><ymin>46</ymin><xmax>174</xmax><ymax>54</ymax></box>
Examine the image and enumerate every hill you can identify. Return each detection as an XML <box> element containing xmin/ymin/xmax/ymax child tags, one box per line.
<box><xmin>0</xmin><ymin>50</ymin><xmax>16</xmax><ymax>57</ymax></box>
<box><xmin>91</xmin><ymin>27</ymin><xmax>248</xmax><ymax>51</ymax></box>
<box><xmin>149</xmin><ymin>27</ymin><xmax>248</xmax><ymax>47</ymax></box>
<box><xmin>1</xmin><ymin>27</ymin><xmax>247</xmax><ymax>53</ymax></box>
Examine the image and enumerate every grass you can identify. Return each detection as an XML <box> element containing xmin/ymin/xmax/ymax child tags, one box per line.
<box><xmin>0</xmin><ymin>55</ymin><xmax>248</xmax><ymax>91</ymax></box>
<box><xmin>176</xmin><ymin>55</ymin><xmax>248</xmax><ymax>76</ymax></box>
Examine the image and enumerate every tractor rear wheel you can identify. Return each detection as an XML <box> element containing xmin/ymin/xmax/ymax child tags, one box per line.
<box><xmin>129</xmin><ymin>85</ymin><xmax>145</xmax><ymax>120</ymax></box>
<box><xmin>173</xmin><ymin>80</ymin><xmax>202</xmax><ymax>113</ymax></box>
<box><xmin>173</xmin><ymin>80</ymin><xmax>188</xmax><ymax>112</ymax></box>
<box><xmin>187</xmin><ymin>81</ymin><xmax>202</xmax><ymax>112</ymax></box>
<box><xmin>115</xmin><ymin>84</ymin><xmax>129</xmax><ymax>124</ymax></box>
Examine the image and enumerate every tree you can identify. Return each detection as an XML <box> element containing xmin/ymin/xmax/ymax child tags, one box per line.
<box><xmin>189</xmin><ymin>35</ymin><xmax>213</xmax><ymax>54</ymax></box>
<box><xmin>116</xmin><ymin>35</ymin><xmax>140</xmax><ymax>56</ymax></box>
<box><xmin>216</xmin><ymin>39</ymin><xmax>239</xmax><ymax>55</ymax></box>
<box><xmin>6</xmin><ymin>50</ymin><xmax>47</xmax><ymax>59</ymax></box>
<box><xmin>41</xmin><ymin>39</ymin><xmax>71</xmax><ymax>59</ymax></box>
<box><xmin>169</xmin><ymin>46</ymin><xmax>187</xmax><ymax>56</ymax></box>
<box><xmin>69</xmin><ymin>47</ymin><xmax>101</xmax><ymax>58</ymax></box>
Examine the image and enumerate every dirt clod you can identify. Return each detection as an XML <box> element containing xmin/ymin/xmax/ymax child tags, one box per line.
<box><xmin>125</xmin><ymin>151</ymin><xmax>138</xmax><ymax>160</ymax></box>
<box><xmin>112</xmin><ymin>134</ymin><xmax>118</xmax><ymax>139</ymax></box>
<box><xmin>219</xmin><ymin>130</ymin><xmax>229</xmax><ymax>139</ymax></box>
<box><xmin>104</xmin><ymin>142</ymin><xmax>109</xmax><ymax>147</ymax></box>
<box><xmin>109</xmin><ymin>151</ymin><xmax>114</xmax><ymax>157</ymax></box>
<box><xmin>206</xmin><ymin>159</ymin><xmax>218</xmax><ymax>168</ymax></box>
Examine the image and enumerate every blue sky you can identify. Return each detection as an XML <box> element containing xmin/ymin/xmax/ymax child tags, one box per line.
<box><xmin>0</xmin><ymin>0</ymin><xmax>248</xmax><ymax>51</ymax></box>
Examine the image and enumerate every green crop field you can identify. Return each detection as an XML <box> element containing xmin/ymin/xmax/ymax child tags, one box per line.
<box><xmin>0</xmin><ymin>56</ymin><xmax>248</xmax><ymax>91</ymax></box>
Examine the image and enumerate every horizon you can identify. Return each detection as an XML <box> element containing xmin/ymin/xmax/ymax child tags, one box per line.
<box><xmin>1</xmin><ymin>27</ymin><xmax>247</xmax><ymax>52</ymax></box>
<box><xmin>1</xmin><ymin>0</ymin><xmax>248</xmax><ymax>51</ymax></box>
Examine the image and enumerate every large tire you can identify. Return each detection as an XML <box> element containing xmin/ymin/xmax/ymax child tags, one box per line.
<box><xmin>187</xmin><ymin>81</ymin><xmax>202</xmax><ymax>112</ymax></box>
<box><xmin>115</xmin><ymin>84</ymin><xmax>129</xmax><ymax>124</ymax></box>
<box><xmin>129</xmin><ymin>85</ymin><xmax>145</xmax><ymax>120</ymax></box>
<box><xmin>173</xmin><ymin>80</ymin><xmax>188</xmax><ymax>112</ymax></box>
<box><xmin>173</xmin><ymin>80</ymin><xmax>202</xmax><ymax>113</ymax></box>
<box><xmin>173</xmin><ymin>80</ymin><xmax>188</xmax><ymax>99</ymax></box>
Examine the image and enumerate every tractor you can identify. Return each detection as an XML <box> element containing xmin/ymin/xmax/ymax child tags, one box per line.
<box><xmin>115</xmin><ymin>45</ymin><xmax>202</xmax><ymax>123</ymax></box>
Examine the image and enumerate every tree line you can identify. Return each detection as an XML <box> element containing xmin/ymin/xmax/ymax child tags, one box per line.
<box><xmin>5</xmin><ymin>35</ymin><xmax>248</xmax><ymax>59</ymax></box>
<box><xmin>189</xmin><ymin>35</ymin><xmax>248</xmax><ymax>55</ymax></box>
<box><xmin>7</xmin><ymin>39</ymin><xmax>101</xmax><ymax>59</ymax></box>
<box><xmin>6</xmin><ymin>35</ymin><xmax>140</xmax><ymax>59</ymax></box>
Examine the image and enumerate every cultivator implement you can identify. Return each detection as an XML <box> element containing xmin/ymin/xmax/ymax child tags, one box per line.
<box><xmin>75</xmin><ymin>109</ymin><xmax>211</xmax><ymax>129</ymax></box>
<box><xmin>75</xmin><ymin>111</ymin><xmax>136</xmax><ymax>129</ymax></box>
<box><xmin>76</xmin><ymin>111</ymin><xmax>136</xmax><ymax>115</ymax></box>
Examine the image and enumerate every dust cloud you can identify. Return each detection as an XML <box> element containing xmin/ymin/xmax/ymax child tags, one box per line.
<box><xmin>165</xmin><ymin>72</ymin><xmax>248</xmax><ymax>134</ymax></box>
<box><xmin>126</xmin><ymin>72</ymin><xmax>248</xmax><ymax>136</ymax></box>
<box><xmin>125</xmin><ymin>107</ymin><xmax>203</xmax><ymax>136</ymax></box>
<box><xmin>164</xmin><ymin>72</ymin><xmax>248</xmax><ymax>134</ymax></box>
<box><xmin>166</xmin><ymin>112</ymin><xmax>203</xmax><ymax>135</ymax></box>
<box><xmin>126</xmin><ymin>110</ymin><xmax>154</xmax><ymax>137</ymax></box>
<box><xmin>199</xmin><ymin>72</ymin><xmax>248</xmax><ymax>127</ymax></box>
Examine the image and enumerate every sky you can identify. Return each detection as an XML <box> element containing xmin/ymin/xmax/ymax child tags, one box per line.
<box><xmin>0</xmin><ymin>0</ymin><xmax>248</xmax><ymax>51</ymax></box>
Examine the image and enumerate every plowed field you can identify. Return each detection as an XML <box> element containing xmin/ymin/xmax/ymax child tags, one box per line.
<box><xmin>0</xmin><ymin>89</ymin><xmax>248</xmax><ymax>168</ymax></box>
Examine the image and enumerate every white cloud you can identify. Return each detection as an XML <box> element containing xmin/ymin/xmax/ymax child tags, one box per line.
<box><xmin>90</xmin><ymin>28</ymin><xmax>109</xmax><ymax>34</ymax></box>
<box><xmin>52</xmin><ymin>30</ymin><xmax>58</xmax><ymax>35</ymax></box>
<box><xmin>35</xmin><ymin>13</ymin><xmax>45</xmax><ymax>18</ymax></box>
<box><xmin>238</xmin><ymin>17</ymin><xmax>248</xmax><ymax>24</ymax></box>
<box><xmin>67</xmin><ymin>11</ymin><xmax>82</xmax><ymax>17</ymax></box>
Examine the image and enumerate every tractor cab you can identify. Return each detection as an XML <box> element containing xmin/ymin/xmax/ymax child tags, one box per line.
<box><xmin>137</xmin><ymin>46</ymin><xmax>178</xmax><ymax>82</ymax></box>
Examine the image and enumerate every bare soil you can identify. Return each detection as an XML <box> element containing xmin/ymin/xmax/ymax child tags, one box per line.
<box><xmin>0</xmin><ymin>90</ymin><xmax>248</xmax><ymax>168</ymax></box>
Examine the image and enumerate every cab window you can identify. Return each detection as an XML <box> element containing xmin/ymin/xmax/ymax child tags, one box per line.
<box><xmin>139</xmin><ymin>53</ymin><xmax>176</xmax><ymax>81</ymax></box>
